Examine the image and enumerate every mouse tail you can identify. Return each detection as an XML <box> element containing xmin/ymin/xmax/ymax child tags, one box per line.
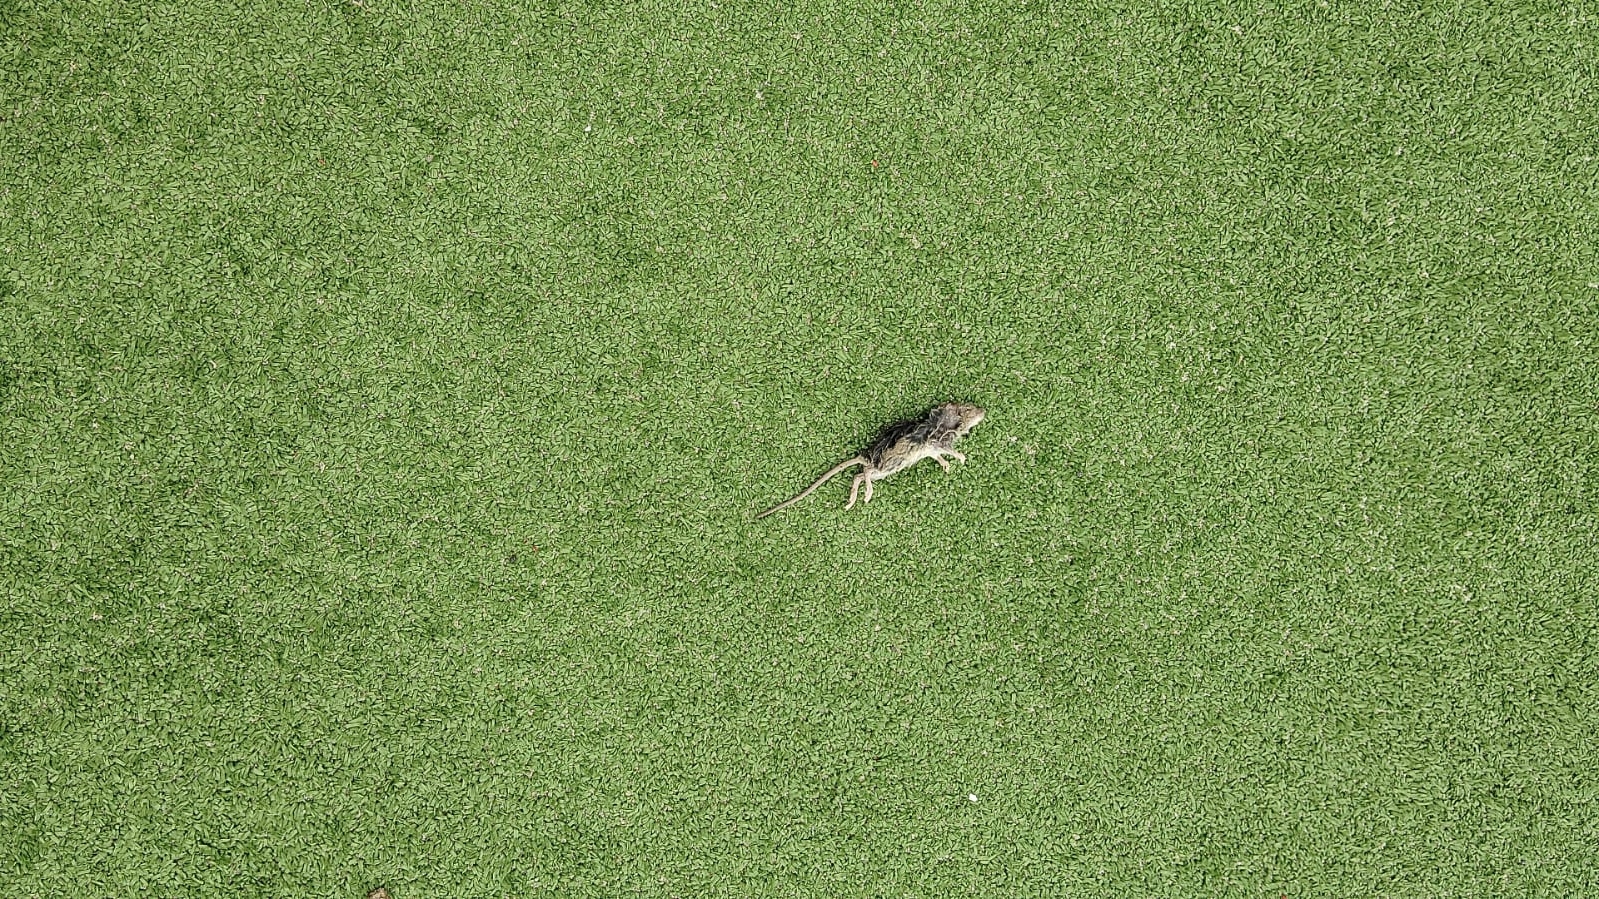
<box><xmin>756</xmin><ymin>456</ymin><xmax>865</xmax><ymax>519</ymax></box>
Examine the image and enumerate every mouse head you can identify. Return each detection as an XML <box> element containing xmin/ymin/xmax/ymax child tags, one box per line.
<box><xmin>939</xmin><ymin>402</ymin><xmax>986</xmax><ymax>435</ymax></box>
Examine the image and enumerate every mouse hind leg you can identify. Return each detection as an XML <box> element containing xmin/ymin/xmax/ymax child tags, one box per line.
<box><xmin>845</xmin><ymin>472</ymin><xmax>867</xmax><ymax>510</ymax></box>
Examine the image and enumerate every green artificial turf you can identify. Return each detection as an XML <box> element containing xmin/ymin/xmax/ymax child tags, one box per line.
<box><xmin>3</xmin><ymin>0</ymin><xmax>1597</xmax><ymax>895</ymax></box>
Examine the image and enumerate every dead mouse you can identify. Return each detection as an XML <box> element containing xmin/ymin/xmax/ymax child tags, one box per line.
<box><xmin>756</xmin><ymin>402</ymin><xmax>986</xmax><ymax>519</ymax></box>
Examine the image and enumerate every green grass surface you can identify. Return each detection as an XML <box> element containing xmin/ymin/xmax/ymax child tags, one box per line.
<box><xmin>3</xmin><ymin>0</ymin><xmax>1598</xmax><ymax>895</ymax></box>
